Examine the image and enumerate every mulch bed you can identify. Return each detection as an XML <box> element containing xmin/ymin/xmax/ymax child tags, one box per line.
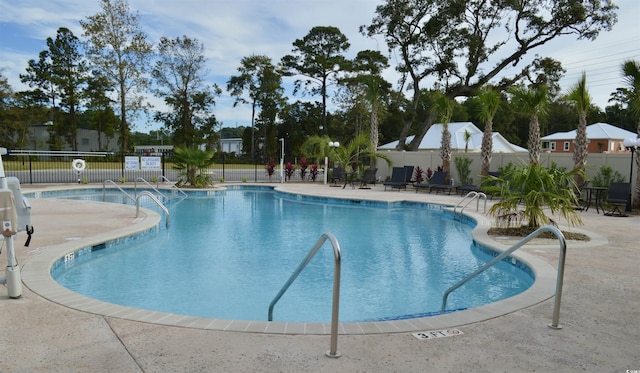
<box><xmin>487</xmin><ymin>226</ymin><xmax>590</xmax><ymax>241</ymax></box>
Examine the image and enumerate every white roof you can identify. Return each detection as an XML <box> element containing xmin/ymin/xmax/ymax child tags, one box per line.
<box><xmin>379</xmin><ymin>122</ymin><xmax>527</xmax><ymax>153</ymax></box>
<box><xmin>540</xmin><ymin>122</ymin><xmax>636</xmax><ymax>141</ymax></box>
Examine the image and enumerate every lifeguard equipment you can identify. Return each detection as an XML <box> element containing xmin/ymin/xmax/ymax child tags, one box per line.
<box><xmin>72</xmin><ymin>159</ymin><xmax>86</xmax><ymax>172</ymax></box>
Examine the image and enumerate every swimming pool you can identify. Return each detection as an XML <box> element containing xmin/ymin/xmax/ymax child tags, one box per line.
<box><xmin>47</xmin><ymin>187</ymin><xmax>534</xmax><ymax>323</ymax></box>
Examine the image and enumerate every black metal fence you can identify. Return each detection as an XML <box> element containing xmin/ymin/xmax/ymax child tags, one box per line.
<box><xmin>2</xmin><ymin>150</ymin><xmax>319</xmax><ymax>185</ymax></box>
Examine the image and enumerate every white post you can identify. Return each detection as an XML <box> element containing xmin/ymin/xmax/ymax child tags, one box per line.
<box><xmin>324</xmin><ymin>156</ymin><xmax>328</xmax><ymax>184</ymax></box>
<box><xmin>279</xmin><ymin>138</ymin><xmax>285</xmax><ymax>183</ymax></box>
<box><xmin>0</xmin><ymin>147</ymin><xmax>22</xmax><ymax>298</ymax></box>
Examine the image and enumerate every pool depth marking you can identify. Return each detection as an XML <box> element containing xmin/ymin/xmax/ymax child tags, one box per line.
<box><xmin>412</xmin><ymin>328</ymin><xmax>464</xmax><ymax>340</ymax></box>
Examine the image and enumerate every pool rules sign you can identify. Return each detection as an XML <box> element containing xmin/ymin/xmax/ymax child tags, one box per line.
<box><xmin>125</xmin><ymin>156</ymin><xmax>161</xmax><ymax>170</ymax></box>
<box><xmin>141</xmin><ymin>156</ymin><xmax>161</xmax><ymax>170</ymax></box>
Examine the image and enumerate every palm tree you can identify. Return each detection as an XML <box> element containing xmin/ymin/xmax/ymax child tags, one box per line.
<box><xmin>509</xmin><ymin>85</ymin><xmax>549</xmax><ymax>165</ymax></box>
<box><xmin>362</xmin><ymin>75</ymin><xmax>387</xmax><ymax>167</ymax></box>
<box><xmin>463</xmin><ymin>129</ymin><xmax>471</xmax><ymax>153</ymax></box>
<box><xmin>437</xmin><ymin>94</ymin><xmax>454</xmax><ymax>183</ymax></box>
<box><xmin>565</xmin><ymin>72</ymin><xmax>591</xmax><ymax>187</ymax></box>
<box><xmin>487</xmin><ymin>163</ymin><xmax>582</xmax><ymax>229</ymax></box>
<box><xmin>474</xmin><ymin>87</ymin><xmax>501</xmax><ymax>176</ymax></box>
<box><xmin>351</xmin><ymin>51</ymin><xmax>391</xmax><ymax>167</ymax></box>
<box><xmin>621</xmin><ymin>60</ymin><xmax>640</xmax><ymax>207</ymax></box>
<box><xmin>300</xmin><ymin>134</ymin><xmax>391</xmax><ymax>171</ymax></box>
<box><xmin>172</xmin><ymin>146</ymin><xmax>216</xmax><ymax>187</ymax></box>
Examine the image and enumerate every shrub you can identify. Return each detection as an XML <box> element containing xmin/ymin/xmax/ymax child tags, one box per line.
<box><xmin>591</xmin><ymin>165</ymin><xmax>625</xmax><ymax>188</ymax></box>
<box><xmin>487</xmin><ymin>163</ymin><xmax>583</xmax><ymax>228</ymax></box>
<box><xmin>300</xmin><ymin>157</ymin><xmax>308</xmax><ymax>180</ymax></box>
<box><xmin>285</xmin><ymin>162</ymin><xmax>295</xmax><ymax>181</ymax></box>
<box><xmin>265</xmin><ymin>157</ymin><xmax>276</xmax><ymax>180</ymax></box>
<box><xmin>454</xmin><ymin>157</ymin><xmax>473</xmax><ymax>185</ymax></box>
<box><xmin>414</xmin><ymin>166</ymin><xmax>424</xmax><ymax>184</ymax></box>
<box><xmin>172</xmin><ymin>147</ymin><xmax>215</xmax><ymax>188</ymax></box>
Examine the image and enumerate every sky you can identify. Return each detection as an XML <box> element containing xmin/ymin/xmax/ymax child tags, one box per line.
<box><xmin>1</xmin><ymin>0</ymin><xmax>639</xmax><ymax>133</ymax></box>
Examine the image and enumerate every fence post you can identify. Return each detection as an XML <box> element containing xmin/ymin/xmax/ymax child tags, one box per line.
<box><xmin>162</xmin><ymin>152</ymin><xmax>166</xmax><ymax>179</ymax></box>
<box><xmin>120</xmin><ymin>152</ymin><xmax>125</xmax><ymax>178</ymax></box>
<box><xmin>28</xmin><ymin>156</ymin><xmax>33</xmax><ymax>184</ymax></box>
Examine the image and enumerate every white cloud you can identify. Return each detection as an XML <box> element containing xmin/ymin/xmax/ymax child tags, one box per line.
<box><xmin>1</xmin><ymin>0</ymin><xmax>638</xmax><ymax>132</ymax></box>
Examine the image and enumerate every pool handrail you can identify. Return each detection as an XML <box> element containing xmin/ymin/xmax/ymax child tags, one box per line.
<box><xmin>441</xmin><ymin>225</ymin><xmax>567</xmax><ymax>329</ymax></box>
<box><xmin>136</xmin><ymin>191</ymin><xmax>170</xmax><ymax>228</ymax></box>
<box><xmin>157</xmin><ymin>176</ymin><xmax>188</xmax><ymax>197</ymax></box>
<box><xmin>453</xmin><ymin>191</ymin><xmax>487</xmax><ymax>220</ymax></box>
<box><xmin>268</xmin><ymin>232</ymin><xmax>342</xmax><ymax>358</ymax></box>
<box><xmin>134</xmin><ymin>177</ymin><xmax>169</xmax><ymax>200</ymax></box>
<box><xmin>102</xmin><ymin>180</ymin><xmax>135</xmax><ymax>203</ymax></box>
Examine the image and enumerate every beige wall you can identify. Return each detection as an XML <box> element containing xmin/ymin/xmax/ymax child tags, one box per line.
<box><xmin>543</xmin><ymin>139</ymin><xmax>628</xmax><ymax>154</ymax></box>
<box><xmin>375</xmin><ymin>150</ymin><xmax>638</xmax><ymax>191</ymax></box>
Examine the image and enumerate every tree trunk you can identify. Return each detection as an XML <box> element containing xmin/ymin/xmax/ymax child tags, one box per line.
<box><xmin>370</xmin><ymin>102</ymin><xmax>379</xmax><ymax>168</ymax></box>
<box><xmin>480</xmin><ymin>120</ymin><xmax>493</xmax><ymax>176</ymax></box>
<box><xmin>396</xmin><ymin>119</ymin><xmax>411</xmax><ymax>150</ymax></box>
<box><xmin>573</xmin><ymin>111</ymin><xmax>588</xmax><ymax>186</ymax></box>
<box><xmin>119</xmin><ymin>81</ymin><xmax>128</xmax><ymax>153</ymax></box>
<box><xmin>250</xmin><ymin>99</ymin><xmax>256</xmax><ymax>159</ymax></box>
<box><xmin>441</xmin><ymin>125</ymin><xmax>451</xmax><ymax>184</ymax></box>
<box><xmin>409</xmin><ymin>112</ymin><xmax>437</xmax><ymax>150</ymax></box>
<box><xmin>529</xmin><ymin>114</ymin><xmax>541</xmax><ymax>165</ymax></box>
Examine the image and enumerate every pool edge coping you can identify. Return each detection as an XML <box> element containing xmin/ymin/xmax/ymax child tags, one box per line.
<box><xmin>21</xmin><ymin>185</ymin><xmax>564</xmax><ymax>335</ymax></box>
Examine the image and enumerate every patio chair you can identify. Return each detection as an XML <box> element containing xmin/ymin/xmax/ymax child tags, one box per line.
<box><xmin>456</xmin><ymin>184</ymin><xmax>483</xmax><ymax>195</ymax></box>
<box><xmin>404</xmin><ymin>165</ymin><xmax>415</xmax><ymax>183</ymax></box>
<box><xmin>414</xmin><ymin>171</ymin><xmax>452</xmax><ymax>194</ymax></box>
<box><xmin>330</xmin><ymin>167</ymin><xmax>343</xmax><ymax>187</ymax></box>
<box><xmin>354</xmin><ymin>168</ymin><xmax>377</xmax><ymax>189</ymax></box>
<box><xmin>383</xmin><ymin>167</ymin><xmax>408</xmax><ymax>191</ymax></box>
<box><xmin>604</xmin><ymin>182</ymin><xmax>630</xmax><ymax>217</ymax></box>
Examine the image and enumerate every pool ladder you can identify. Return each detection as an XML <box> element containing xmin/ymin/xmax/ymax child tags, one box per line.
<box><xmin>103</xmin><ymin>180</ymin><xmax>170</xmax><ymax>228</ymax></box>
<box><xmin>441</xmin><ymin>225</ymin><xmax>567</xmax><ymax>329</ymax></box>
<box><xmin>134</xmin><ymin>177</ymin><xmax>168</xmax><ymax>200</ymax></box>
<box><xmin>268</xmin><ymin>232</ymin><xmax>342</xmax><ymax>358</ymax></box>
<box><xmin>134</xmin><ymin>177</ymin><xmax>188</xmax><ymax>199</ymax></box>
<box><xmin>453</xmin><ymin>191</ymin><xmax>487</xmax><ymax>220</ymax></box>
<box><xmin>136</xmin><ymin>191</ymin><xmax>170</xmax><ymax>228</ymax></box>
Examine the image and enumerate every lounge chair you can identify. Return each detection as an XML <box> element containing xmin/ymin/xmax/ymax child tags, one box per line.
<box><xmin>459</xmin><ymin>172</ymin><xmax>501</xmax><ymax>198</ymax></box>
<box><xmin>354</xmin><ymin>168</ymin><xmax>377</xmax><ymax>189</ymax></box>
<box><xmin>414</xmin><ymin>171</ymin><xmax>452</xmax><ymax>194</ymax></box>
<box><xmin>383</xmin><ymin>167</ymin><xmax>408</xmax><ymax>191</ymax></box>
<box><xmin>456</xmin><ymin>184</ymin><xmax>483</xmax><ymax>195</ymax></box>
<box><xmin>330</xmin><ymin>167</ymin><xmax>343</xmax><ymax>187</ymax></box>
<box><xmin>604</xmin><ymin>182</ymin><xmax>630</xmax><ymax>217</ymax></box>
<box><xmin>430</xmin><ymin>173</ymin><xmax>455</xmax><ymax>195</ymax></box>
<box><xmin>404</xmin><ymin>165</ymin><xmax>415</xmax><ymax>183</ymax></box>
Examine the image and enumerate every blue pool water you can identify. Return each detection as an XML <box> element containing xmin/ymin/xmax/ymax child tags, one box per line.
<box><xmin>50</xmin><ymin>187</ymin><xmax>534</xmax><ymax>323</ymax></box>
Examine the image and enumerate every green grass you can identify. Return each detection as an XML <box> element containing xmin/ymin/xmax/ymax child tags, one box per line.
<box><xmin>3</xmin><ymin>160</ymin><xmax>258</xmax><ymax>170</ymax></box>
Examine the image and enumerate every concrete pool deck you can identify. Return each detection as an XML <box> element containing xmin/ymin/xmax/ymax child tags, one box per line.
<box><xmin>1</xmin><ymin>183</ymin><xmax>638</xmax><ymax>372</ymax></box>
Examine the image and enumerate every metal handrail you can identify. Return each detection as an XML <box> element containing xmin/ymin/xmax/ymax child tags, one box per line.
<box><xmin>136</xmin><ymin>191</ymin><xmax>170</xmax><ymax>228</ymax></box>
<box><xmin>134</xmin><ymin>177</ymin><xmax>169</xmax><ymax>200</ymax></box>
<box><xmin>268</xmin><ymin>232</ymin><xmax>342</xmax><ymax>358</ymax></box>
<box><xmin>102</xmin><ymin>180</ymin><xmax>135</xmax><ymax>203</ymax></box>
<box><xmin>157</xmin><ymin>176</ymin><xmax>188</xmax><ymax>197</ymax></box>
<box><xmin>453</xmin><ymin>191</ymin><xmax>487</xmax><ymax>220</ymax></box>
<box><xmin>441</xmin><ymin>225</ymin><xmax>567</xmax><ymax>329</ymax></box>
